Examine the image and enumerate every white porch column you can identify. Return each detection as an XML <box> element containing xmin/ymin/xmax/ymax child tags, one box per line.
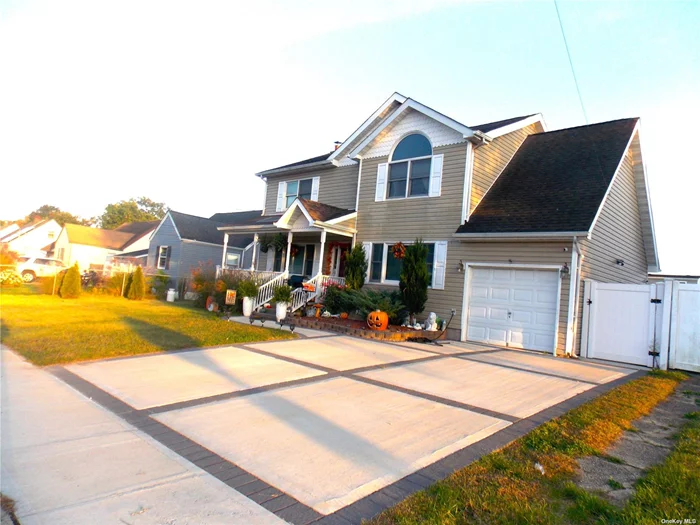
<box><xmin>221</xmin><ymin>233</ymin><xmax>229</xmax><ymax>268</ymax></box>
<box><xmin>284</xmin><ymin>231</ymin><xmax>293</xmax><ymax>272</ymax></box>
<box><xmin>250</xmin><ymin>233</ymin><xmax>259</xmax><ymax>270</ymax></box>
<box><xmin>319</xmin><ymin>230</ymin><xmax>327</xmax><ymax>276</ymax></box>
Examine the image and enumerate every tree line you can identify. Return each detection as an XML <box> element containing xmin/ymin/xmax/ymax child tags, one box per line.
<box><xmin>2</xmin><ymin>197</ymin><xmax>168</xmax><ymax>230</ymax></box>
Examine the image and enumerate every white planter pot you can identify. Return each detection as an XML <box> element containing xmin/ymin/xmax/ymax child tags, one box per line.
<box><xmin>242</xmin><ymin>297</ymin><xmax>254</xmax><ymax>317</ymax></box>
<box><xmin>276</xmin><ymin>302</ymin><xmax>289</xmax><ymax>322</ymax></box>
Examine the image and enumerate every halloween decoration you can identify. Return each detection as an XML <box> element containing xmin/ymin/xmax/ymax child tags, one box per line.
<box><xmin>391</xmin><ymin>242</ymin><xmax>406</xmax><ymax>259</ymax></box>
<box><xmin>367</xmin><ymin>310</ymin><xmax>389</xmax><ymax>331</ymax></box>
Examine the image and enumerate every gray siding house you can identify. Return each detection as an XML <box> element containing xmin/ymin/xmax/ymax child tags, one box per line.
<box><xmin>219</xmin><ymin>92</ymin><xmax>659</xmax><ymax>357</ymax></box>
<box><xmin>147</xmin><ymin>210</ymin><xmax>256</xmax><ymax>286</ymax></box>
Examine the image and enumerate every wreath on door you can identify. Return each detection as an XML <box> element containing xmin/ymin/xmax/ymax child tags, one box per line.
<box><xmin>391</xmin><ymin>242</ymin><xmax>406</xmax><ymax>259</ymax></box>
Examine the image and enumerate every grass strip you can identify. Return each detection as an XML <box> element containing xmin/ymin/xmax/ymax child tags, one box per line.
<box><xmin>371</xmin><ymin>370</ymin><xmax>689</xmax><ymax>525</ymax></box>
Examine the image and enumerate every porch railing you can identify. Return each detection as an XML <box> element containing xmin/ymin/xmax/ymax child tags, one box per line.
<box><xmin>216</xmin><ymin>267</ymin><xmax>282</xmax><ymax>285</ymax></box>
<box><xmin>253</xmin><ymin>271</ymin><xmax>289</xmax><ymax>311</ymax></box>
<box><xmin>319</xmin><ymin>275</ymin><xmax>346</xmax><ymax>301</ymax></box>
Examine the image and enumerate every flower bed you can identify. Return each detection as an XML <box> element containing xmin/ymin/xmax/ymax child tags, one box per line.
<box><xmin>295</xmin><ymin>315</ymin><xmax>446</xmax><ymax>342</ymax></box>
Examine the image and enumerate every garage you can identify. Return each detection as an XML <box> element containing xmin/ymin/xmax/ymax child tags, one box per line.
<box><xmin>465</xmin><ymin>267</ymin><xmax>561</xmax><ymax>353</ymax></box>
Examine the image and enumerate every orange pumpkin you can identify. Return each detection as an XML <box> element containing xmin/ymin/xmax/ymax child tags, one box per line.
<box><xmin>367</xmin><ymin>310</ymin><xmax>389</xmax><ymax>331</ymax></box>
<box><xmin>340</xmin><ymin>312</ymin><xmax>349</xmax><ymax>320</ymax></box>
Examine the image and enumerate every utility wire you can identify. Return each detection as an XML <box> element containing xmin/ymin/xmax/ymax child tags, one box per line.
<box><xmin>554</xmin><ymin>0</ymin><xmax>589</xmax><ymax>124</ymax></box>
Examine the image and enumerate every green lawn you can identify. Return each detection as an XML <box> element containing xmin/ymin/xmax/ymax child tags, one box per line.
<box><xmin>371</xmin><ymin>370</ymin><xmax>695</xmax><ymax>525</ymax></box>
<box><xmin>0</xmin><ymin>287</ymin><xmax>295</xmax><ymax>365</ymax></box>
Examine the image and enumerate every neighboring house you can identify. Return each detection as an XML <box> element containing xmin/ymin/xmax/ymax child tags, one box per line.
<box><xmin>0</xmin><ymin>223</ymin><xmax>20</xmax><ymax>241</ymax></box>
<box><xmin>146</xmin><ymin>211</ymin><xmax>254</xmax><ymax>285</ymax></box>
<box><xmin>54</xmin><ymin>222</ymin><xmax>159</xmax><ymax>270</ymax></box>
<box><xmin>221</xmin><ymin>92</ymin><xmax>659</xmax><ymax>357</ymax></box>
<box><xmin>0</xmin><ymin>219</ymin><xmax>62</xmax><ymax>256</ymax></box>
<box><xmin>648</xmin><ymin>274</ymin><xmax>699</xmax><ymax>285</ymax></box>
<box><xmin>109</xmin><ymin>220</ymin><xmax>160</xmax><ymax>266</ymax></box>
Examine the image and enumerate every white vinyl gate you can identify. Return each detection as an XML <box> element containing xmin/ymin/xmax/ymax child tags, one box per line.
<box><xmin>581</xmin><ymin>280</ymin><xmax>700</xmax><ymax>372</ymax></box>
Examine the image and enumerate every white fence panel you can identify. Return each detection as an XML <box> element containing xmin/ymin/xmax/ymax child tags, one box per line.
<box><xmin>581</xmin><ymin>281</ymin><xmax>656</xmax><ymax>367</ymax></box>
<box><xmin>669</xmin><ymin>282</ymin><xmax>700</xmax><ymax>372</ymax></box>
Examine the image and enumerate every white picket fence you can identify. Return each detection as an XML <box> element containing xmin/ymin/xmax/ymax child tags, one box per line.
<box><xmin>581</xmin><ymin>280</ymin><xmax>700</xmax><ymax>372</ymax></box>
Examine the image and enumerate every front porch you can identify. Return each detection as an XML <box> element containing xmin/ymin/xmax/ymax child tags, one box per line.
<box><xmin>216</xmin><ymin>198</ymin><xmax>358</xmax><ymax>312</ymax></box>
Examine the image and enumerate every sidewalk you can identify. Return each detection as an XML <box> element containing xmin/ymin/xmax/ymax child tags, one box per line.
<box><xmin>0</xmin><ymin>348</ymin><xmax>284</xmax><ymax>525</ymax></box>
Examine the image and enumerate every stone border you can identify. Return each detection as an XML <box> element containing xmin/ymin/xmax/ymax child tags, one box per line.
<box><xmin>294</xmin><ymin>317</ymin><xmax>446</xmax><ymax>342</ymax></box>
<box><xmin>48</xmin><ymin>345</ymin><xmax>645</xmax><ymax>525</ymax></box>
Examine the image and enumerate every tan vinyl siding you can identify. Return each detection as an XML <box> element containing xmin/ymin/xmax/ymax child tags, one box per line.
<box><xmin>357</xmin><ymin>142</ymin><xmax>468</xmax><ymax>239</ymax></box>
<box><xmin>470</xmin><ymin>123</ymin><xmax>541</xmax><ymax>214</ymax></box>
<box><xmin>264</xmin><ymin>164</ymin><xmax>359</xmax><ymax>215</ymax></box>
<box><xmin>574</xmin><ymin>151</ymin><xmax>649</xmax><ymax>353</ymax></box>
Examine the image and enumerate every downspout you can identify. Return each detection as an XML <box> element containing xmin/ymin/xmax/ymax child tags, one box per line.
<box><xmin>564</xmin><ymin>237</ymin><xmax>581</xmax><ymax>356</ymax></box>
<box><xmin>571</xmin><ymin>237</ymin><xmax>584</xmax><ymax>356</ymax></box>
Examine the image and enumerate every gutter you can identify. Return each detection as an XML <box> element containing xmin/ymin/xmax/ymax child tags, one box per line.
<box><xmin>453</xmin><ymin>231</ymin><xmax>590</xmax><ymax>240</ymax></box>
<box><xmin>255</xmin><ymin>159</ymin><xmax>334</xmax><ymax>179</ymax></box>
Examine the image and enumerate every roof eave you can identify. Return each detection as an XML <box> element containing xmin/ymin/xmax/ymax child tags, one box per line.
<box><xmin>255</xmin><ymin>159</ymin><xmax>333</xmax><ymax>179</ymax></box>
<box><xmin>453</xmin><ymin>231</ymin><xmax>590</xmax><ymax>241</ymax></box>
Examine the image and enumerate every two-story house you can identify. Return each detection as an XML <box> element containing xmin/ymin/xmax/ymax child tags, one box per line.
<box><xmin>219</xmin><ymin>93</ymin><xmax>659</xmax><ymax>357</ymax></box>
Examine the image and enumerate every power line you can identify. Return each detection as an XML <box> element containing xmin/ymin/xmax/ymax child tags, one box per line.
<box><xmin>554</xmin><ymin>0</ymin><xmax>589</xmax><ymax>124</ymax></box>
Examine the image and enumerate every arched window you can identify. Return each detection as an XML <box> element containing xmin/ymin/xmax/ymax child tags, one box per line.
<box><xmin>387</xmin><ymin>134</ymin><xmax>432</xmax><ymax>198</ymax></box>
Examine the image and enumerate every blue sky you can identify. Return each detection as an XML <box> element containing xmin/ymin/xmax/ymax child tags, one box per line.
<box><xmin>0</xmin><ymin>0</ymin><xmax>698</xmax><ymax>272</ymax></box>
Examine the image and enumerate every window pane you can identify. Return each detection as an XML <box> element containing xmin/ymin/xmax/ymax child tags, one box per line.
<box><xmin>286</xmin><ymin>195</ymin><xmax>296</xmax><ymax>208</ymax></box>
<box><xmin>370</xmin><ymin>244</ymin><xmax>383</xmax><ymax>282</ymax></box>
<box><xmin>425</xmin><ymin>243</ymin><xmax>435</xmax><ymax>285</ymax></box>
<box><xmin>304</xmin><ymin>245</ymin><xmax>315</xmax><ymax>276</ymax></box>
<box><xmin>299</xmin><ymin>179</ymin><xmax>313</xmax><ymax>200</ymax></box>
<box><xmin>391</xmin><ymin>134</ymin><xmax>432</xmax><ymax>161</ymax></box>
<box><xmin>286</xmin><ymin>181</ymin><xmax>298</xmax><ymax>196</ymax></box>
<box><xmin>385</xmin><ymin>251</ymin><xmax>403</xmax><ymax>281</ymax></box>
<box><xmin>226</xmin><ymin>253</ymin><xmax>239</xmax><ymax>267</ymax></box>
<box><xmin>387</xmin><ymin>162</ymin><xmax>408</xmax><ymax>199</ymax></box>
<box><xmin>409</xmin><ymin>158</ymin><xmax>431</xmax><ymax>196</ymax></box>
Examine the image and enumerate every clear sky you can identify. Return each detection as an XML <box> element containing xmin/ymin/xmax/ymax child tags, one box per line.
<box><xmin>1</xmin><ymin>0</ymin><xmax>698</xmax><ymax>273</ymax></box>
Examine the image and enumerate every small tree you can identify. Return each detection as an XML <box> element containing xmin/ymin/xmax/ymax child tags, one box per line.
<box><xmin>59</xmin><ymin>263</ymin><xmax>81</xmax><ymax>299</ymax></box>
<box><xmin>127</xmin><ymin>266</ymin><xmax>146</xmax><ymax>300</ymax></box>
<box><xmin>344</xmin><ymin>245</ymin><xmax>368</xmax><ymax>290</ymax></box>
<box><xmin>399</xmin><ymin>240</ymin><xmax>429</xmax><ymax>324</ymax></box>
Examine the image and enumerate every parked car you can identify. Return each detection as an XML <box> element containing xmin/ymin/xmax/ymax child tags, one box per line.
<box><xmin>16</xmin><ymin>256</ymin><xmax>67</xmax><ymax>282</ymax></box>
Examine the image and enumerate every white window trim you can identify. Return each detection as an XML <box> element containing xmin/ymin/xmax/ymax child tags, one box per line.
<box><xmin>156</xmin><ymin>246</ymin><xmax>169</xmax><ymax>269</ymax></box>
<box><xmin>285</xmin><ymin>177</ymin><xmax>314</xmax><ymax>209</ymax></box>
<box><xmin>386</xmin><ymin>154</ymin><xmax>432</xmax><ymax>200</ymax></box>
<box><xmin>367</xmin><ymin>241</ymin><xmax>441</xmax><ymax>288</ymax></box>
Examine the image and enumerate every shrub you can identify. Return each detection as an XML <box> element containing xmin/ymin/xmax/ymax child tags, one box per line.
<box><xmin>238</xmin><ymin>279</ymin><xmax>259</xmax><ymax>298</ymax></box>
<box><xmin>344</xmin><ymin>245</ymin><xmax>368</xmax><ymax>290</ymax></box>
<box><xmin>349</xmin><ymin>288</ymin><xmax>407</xmax><ymax>325</ymax></box>
<box><xmin>190</xmin><ymin>262</ymin><xmax>249</xmax><ymax>310</ymax></box>
<box><xmin>126</xmin><ymin>266</ymin><xmax>146</xmax><ymax>300</ymax></box>
<box><xmin>59</xmin><ymin>263</ymin><xmax>81</xmax><ymax>298</ymax></box>
<box><xmin>149</xmin><ymin>270</ymin><xmax>170</xmax><ymax>299</ymax></box>
<box><xmin>0</xmin><ymin>269</ymin><xmax>23</xmax><ymax>287</ymax></box>
<box><xmin>323</xmin><ymin>284</ymin><xmax>351</xmax><ymax>314</ymax></box>
<box><xmin>38</xmin><ymin>272</ymin><xmax>66</xmax><ymax>294</ymax></box>
<box><xmin>273</xmin><ymin>284</ymin><xmax>292</xmax><ymax>303</ymax></box>
<box><xmin>400</xmin><ymin>240</ymin><xmax>429</xmax><ymax>323</ymax></box>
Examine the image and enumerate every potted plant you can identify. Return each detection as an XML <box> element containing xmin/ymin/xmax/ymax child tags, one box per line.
<box><xmin>273</xmin><ymin>284</ymin><xmax>292</xmax><ymax>322</ymax></box>
<box><xmin>238</xmin><ymin>279</ymin><xmax>259</xmax><ymax>317</ymax></box>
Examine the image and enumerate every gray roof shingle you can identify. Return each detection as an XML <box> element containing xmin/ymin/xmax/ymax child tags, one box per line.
<box><xmin>456</xmin><ymin>118</ymin><xmax>638</xmax><ymax>235</ymax></box>
<box><xmin>169</xmin><ymin>211</ymin><xmax>253</xmax><ymax>248</ymax></box>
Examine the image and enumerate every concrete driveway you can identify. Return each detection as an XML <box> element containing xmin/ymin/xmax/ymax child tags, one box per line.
<box><xmin>50</xmin><ymin>334</ymin><xmax>636</xmax><ymax>524</ymax></box>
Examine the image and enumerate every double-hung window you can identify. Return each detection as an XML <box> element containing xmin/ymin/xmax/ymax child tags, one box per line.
<box><xmin>157</xmin><ymin>246</ymin><xmax>169</xmax><ymax>269</ymax></box>
<box><xmin>285</xmin><ymin>178</ymin><xmax>313</xmax><ymax>208</ymax></box>
<box><xmin>365</xmin><ymin>241</ymin><xmax>445</xmax><ymax>289</ymax></box>
<box><xmin>387</xmin><ymin>134</ymin><xmax>432</xmax><ymax>199</ymax></box>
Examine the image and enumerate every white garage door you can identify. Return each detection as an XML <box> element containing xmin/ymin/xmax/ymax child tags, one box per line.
<box><xmin>467</xmin><ymin>267</ymin><xmax>560</xmax><ymax>353</ymax></box>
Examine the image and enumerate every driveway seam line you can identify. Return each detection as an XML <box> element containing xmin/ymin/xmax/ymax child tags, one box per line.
<box><xmin>47</xmin><ymin>366</ymin><xmax>324</xmax><ymax>525</ymax></box>
<box><xmin>454</xmin><ymin>355</ymin><xmax>604</xmax><ymax>385</ymax></box>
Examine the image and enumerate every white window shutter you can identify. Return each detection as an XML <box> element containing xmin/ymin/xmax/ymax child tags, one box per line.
<box><xmin>433</xmin><ymin>241</ymin><xmax>448</xmax><ymax>289</ymax></box>
<box><xmin>276</xmin><ymin>181</ymin><xmax>287</xmax><ymax>212</ymax></box>
<box><xmin>362</xmin><ymin>242</ymin><xmax>372</xmax><ymax>279</ymax></box>
<box><xmin>311</xmin><ymin>177</ymin><xmax>320</xmax><ymax>201</ymax></box>
<box><xmin>375</xmin><ymin>163</ymin><xmax>388</xmax><ymax>202</ymax></box>
<box><xmin>429</xmin><ymin>154</ymin><xmax>444</xmax><ymax>197</ymax></box>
